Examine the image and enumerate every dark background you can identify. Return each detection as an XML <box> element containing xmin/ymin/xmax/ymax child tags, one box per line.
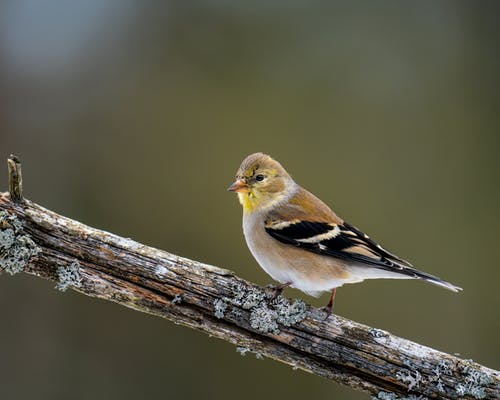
<box><xmin>1</xmin><ymin>2</ymin><xmax>499</xmax><ymax>399</ymax></box>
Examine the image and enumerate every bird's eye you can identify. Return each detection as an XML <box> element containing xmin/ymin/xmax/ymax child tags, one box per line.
<box><xmin>255</xmin><ymin>174</ymin><xmax>265</xmax><ymax>182</ymax></box>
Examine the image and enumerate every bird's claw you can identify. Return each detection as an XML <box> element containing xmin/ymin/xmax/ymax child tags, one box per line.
<box><xmin>320</xmin><ymin>305</ymin><xmax>333</xmax><ymax>320</ymax></box>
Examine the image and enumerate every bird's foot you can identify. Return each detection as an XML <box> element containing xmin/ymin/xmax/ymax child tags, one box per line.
<box><xmin>320</xmin><ymin>305</ymin><xmax>333</xmax><ymax>320</ymax></box>
<box><xmin>266</xmin><ymin>282</ymin><xmax>292</xmax><ymax>300</ymax></box>
<box><xmin>320</xmin><ymin>288</ymin><xmax>337</xmax><ymax>320</ymax></box>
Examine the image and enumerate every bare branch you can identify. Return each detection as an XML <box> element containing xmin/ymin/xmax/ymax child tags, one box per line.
<box><xmin>7</xmin><ymin>154</ymin><xmax>23</xmax><ymax>203</ymax></box>
<box><xmin>0</xmin><ymin>159</ymin><xmax>498</xmax><ymax>400</ymax></box>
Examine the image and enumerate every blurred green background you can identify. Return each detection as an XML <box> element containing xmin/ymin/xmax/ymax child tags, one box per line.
<box><xmin>1</xmin><ymin>1</ymin><xmax>499</xmax><ymax>399</ymax></box>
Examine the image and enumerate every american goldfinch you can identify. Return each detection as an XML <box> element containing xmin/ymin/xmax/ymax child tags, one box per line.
<box><xmin>228</xmin><ymin>152</ymin><xmax>462</xmax><ymax>315</ymax></box>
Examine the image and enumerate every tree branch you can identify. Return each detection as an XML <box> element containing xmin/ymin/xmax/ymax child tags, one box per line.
<box><xmin>7</xmin><ymin>154</ymin><xmax>23</xmax><ymax>203</ymax></box>
<box><xmin>0</xmin><ymin>158</ymin><xmax>498</xmax><ymax>400</ymax></box>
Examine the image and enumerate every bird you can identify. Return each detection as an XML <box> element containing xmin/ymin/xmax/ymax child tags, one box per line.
<box><xmin>227</xmin><ymin>152</ymin><xmax>462</xmax><ymax>316</ymax></box>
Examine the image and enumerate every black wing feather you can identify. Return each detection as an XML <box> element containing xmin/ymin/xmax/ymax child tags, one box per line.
<box><xmin>265</xmin><ymin>220</ymin><xmax>412</xmax><ymax>271</ymax></box>
<box><xmin>342</xmin><ymin>222</ymin><xmax>413</xmax><ymax>267</ymax></box>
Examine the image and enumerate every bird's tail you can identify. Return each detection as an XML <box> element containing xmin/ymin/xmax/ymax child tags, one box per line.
<box><xmin>400</xmin><ymin>265</ymin><xmax>462</xmax><ymax>292</ymax></box>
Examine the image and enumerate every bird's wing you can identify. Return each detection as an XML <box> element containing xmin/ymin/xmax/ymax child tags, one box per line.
<box><xmin>264</xmin><ymin>186</ymin><xmax>410</xmax><ymax>270</ymax></box>
<box><xmin>264</xmin><ymin>215</ymin><xmax>462</xmax><ymax>292</ymax></box>
<box><xmin>263</xmin><ymin>187</ymin><xmax>462</xmax><ymax>292</ymax></box>
<box><xmin>264</xmin><ymin>217</ymin><xmax>413</xmax><ymax>270</ymax></box>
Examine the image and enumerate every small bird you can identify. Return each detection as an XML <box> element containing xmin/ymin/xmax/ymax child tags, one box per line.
<box><xmin>228</xmin><ymin>152</ymin><xmax>462</xmax><ymax>315</ymax></box>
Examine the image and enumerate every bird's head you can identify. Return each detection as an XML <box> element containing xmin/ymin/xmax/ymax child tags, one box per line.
<box><xmin>228</xmin><ymin>152</ymin><xmax>295</xmax><ymax>213</ymax></box>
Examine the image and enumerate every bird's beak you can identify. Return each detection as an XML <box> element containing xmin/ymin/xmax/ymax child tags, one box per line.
<box><xmin>227</xmin><ymin>179</ymin><xmax>249</xmax><ymax>193</ymax></box>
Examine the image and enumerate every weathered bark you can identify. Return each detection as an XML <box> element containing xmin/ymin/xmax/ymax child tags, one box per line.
<box><xmin>0</xmin><ymin>172</ymin><xmax>498</xmax><ymax>400</ymax></box>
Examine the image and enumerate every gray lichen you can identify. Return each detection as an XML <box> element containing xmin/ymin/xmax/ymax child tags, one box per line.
<box><xmin>231</xmin><ymin>283</ymin><xmax>266</xmax><ymax>309</ymax></box>
<box><xmin>372</xmin><ymin>392</ymin><xmax>428</xmax><ymax>400</ymax></box>
<box><xmin>230</xmin><ymin>308</ymin><xmax>243</xmax><ymax>318</ymax></box>
<box><xmin>0</xmin><ymin>210</ymin><xmax>40</xmax><ymax>275</ymax></box>
<box><xmin>213</xmin><ymin>298</ymin><xmax>228</xmax><ymax>319</ymax></box>
<box><xmin>229</xmin><ymin>283</ymin><xmax>307</xmax><ymax>334</ymax></box>
<box><xmin>369</xmin><ymin>328</ymin><xmax>389</xmax><ymax>338</ymax></box>
<box><xmin>172</xmin><ymin>294</ymin><xmax>182</xmax><ymax>304</ymax></box>
<box><xmin>396</xmin><ymin>369</ymin><xmax>422</xmax><ymax>391</ymax></box>
<box><xmin>382</xmin><ymin>356</ymin><xmax>496</xmax><ymax>400</ymax></box>
<box><xmin>372</xmin><ymin>393</ymin><xmax>399</xmax><ymax>400</ymax></box>
<box><xmin>55</xmin><ymin>260</ymin><xmax>82</xmax><ymax>291</ymax></box>
<box><xmin>236</xmin><ymin>346</ymin><xmax>263</xmax><ymax>360</ymax></box>
<box><xmin>455</xmin><ymin>361</ymin><xmax>494</xmax><ymax>399</ymax></box>
<box><xmin>273</xmin><ymin>296</ymin><xmax>307</xmax><ymax>327</ymax></box>
<box><xmin>249</xmin><ymin>303</ymin><xmax>280</xmax><ymax>334</ymax></box>
<box><xmin>429</xmin><ymin>359</ymin><xmax>452</xmax><ymax>393</ymax></box>
<box><xmin>434</xmin><ymin>377</ymin><xmax>445</xmax><ymax>393</ymax></box>
<box><xmin>389</xmin><ymin>358</ymin><xmax>495</xmax><ymax>399</ymax></box>
<box><xmin>236</xmin><ymin>346</ymin><xmax>251</xmax><ymax>356</ymax></box>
